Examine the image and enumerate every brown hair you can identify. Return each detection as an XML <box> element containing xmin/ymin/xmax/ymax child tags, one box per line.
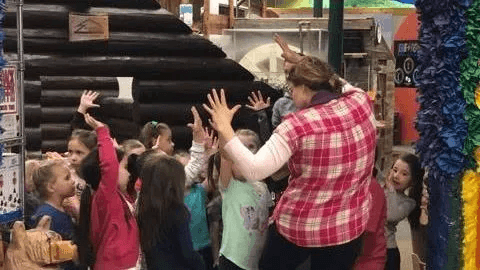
<box><xmin>137</xmin><ymin>154</ymin><xmax>188</xmax><ymax>252</ymax></box>
<box><xmin>138</xmin><ymin>121</ymin><xmax>171</xmax><ymax>149</ymax></box>
<box><xmin>121</xmin><ymin>139</ymin><xmax>145</xmax><ymax>154</ymax></box>
<box><xmin>32</xmin><ymin>159</ymin><xmax>66</xmax><ymax>200</ymax></box>
<box><xmin>287</xmin><ymin>56</ymin><xmax>344</xmax><ymax>94</ymax></box>
<box><xmin>70</xmin><ymin>129</ymin><xmax>97</xmax><ymax>150</ymax></box>
<box><xmin>25</xmin><ymin>159</ymin><xmax>41</xmax><ymax>193</ymax></box>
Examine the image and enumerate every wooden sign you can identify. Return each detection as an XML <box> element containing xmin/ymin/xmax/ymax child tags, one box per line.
<box><xmin>69</xmin><ymin>13</ymin><xmax>109</xmax><ymax>42</ymax></box>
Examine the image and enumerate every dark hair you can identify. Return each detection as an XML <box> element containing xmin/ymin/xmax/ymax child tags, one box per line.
<box><xmin>32</xmin><ymin>159</ymin><xmax>66</xmax><ymax>200</ymax></box>
<box><xmin>207</xmin><ymin>152</ymin><xmax>221</xmax><ymax>194</ymax></box>
<box><xmin>137</xmin><ymin>154</ymin><xmax>188</xmax><ymax>253</ymax></box>
<box><xmin>138</xmin><ymin>121</ymin><xmax>171</xmax><ymax>149</ymax></box>
<box><xmin>399</xmin><ymin>153</ymin><xmax>425</xmax><ymax>229</ymax></box>
<box><xmin>126</xmin><ymin>149</ymin><xmax>156</xmax><ymax>200</ymax></box>
<box><xmin>287</xmin><ymin>56</ymin><xmax>344</xmax><ymax>94</ymax></box>
<box><xmin>77</xmin><ymin>147</ymin><xmax>124</xmax><ymax>269</ymax></box>
<box><xmin>70</xmin><ymin>129</ymin><xmax>97</xmax><ymax>150</ymax></box>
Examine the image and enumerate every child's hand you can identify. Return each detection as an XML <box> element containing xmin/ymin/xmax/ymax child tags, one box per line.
<box><xmin>78</xmin><ymin>90</ymin><xmax>100</xmax><ymax>114</ymax></box>
<box><xmin>84</xmin><ymin>113</ymin><xmax>105</xmax><ymax>130</ymax></box>
<box><xmin>204</xmin><ymin>127</ymin><xmax>218</xmax><ymax>155</ymax></box>
<box><xmin>385</xmin><ymin>179</ymin><xmax>395</xmax><ymax>192</ymax></box>
<box><xmin>246</xmin><ymin>90</ymin><xmax>271</xmax><ymax>111</ymax></box>
<box><xmin>188</xmin><ymin>106</ymin><xmax>206</xmax><ymax>144</ymax></box>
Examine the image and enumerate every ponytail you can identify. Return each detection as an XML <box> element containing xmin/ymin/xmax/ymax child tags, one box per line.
<box><xmin>77</xmin><ymin>186</ymin><xmax>95</xmax><ymax>269</ymax></box>
<box><xmin>127</xmin><ymin>153</ymin><xmax>140</xmax><ymax>200</ymax></box>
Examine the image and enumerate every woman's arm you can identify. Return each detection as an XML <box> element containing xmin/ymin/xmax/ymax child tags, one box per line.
<box><xmin>223</xmin><ymin>133</ymin><xmax>292</xmax><ymax>182</ymax></box>
<box><xmin>218</xmin><ymin>154</ymin><xmax>233</xmax><ymax>190</ymax></box>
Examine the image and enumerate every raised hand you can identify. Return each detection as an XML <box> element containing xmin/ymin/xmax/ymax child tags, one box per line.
<box><xmin>84</xmin><ymin>113</ymin><xmax>105</xmax><ymax>130</ymax></box>
<box><xmin>204</xmin><ymin>127</ymin><xmax>219</xmax><ymax>155</ymax></box>
<box><xmin>274</xmin><ymin>34</ymin><xmax>304</xmax><ymax>64</ymax></box>
<box><xmin>187</xmin><ymin>106</ymin><xmax>206</xmax><ymax>144</ymax></box>
<box><xmin>246</xmin><ymin>90</ymin><xmax>271</xmax><ymax>111</ymax></box>
<box><xmin>78</xmin><ymin>90</ymin><xmax>100</xmax><ymax>114</ymax></box>
<box><xmin>202</xmin><ymin>89</ymin><xmax>240</xmax><ymax>142</ymax></box>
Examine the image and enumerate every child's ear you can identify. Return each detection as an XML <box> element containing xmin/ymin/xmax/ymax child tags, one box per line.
<box><xmin>46</xmin><ymin>180</ymin><xmax>56</xmax><ymax>194</ymax></box>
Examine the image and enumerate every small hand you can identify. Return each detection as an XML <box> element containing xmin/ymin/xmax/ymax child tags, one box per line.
<box><xmin>84</xmin><ymin>113</ymin><xmax>105</xmax><ymax>130</ymax></box>
<box><xmin>204</xmin><ymin>127</ymin><xmax>219</xmax><ymax>155</ymax></box>
<box><xmin>202</xmin><ymin>89</ymin><xmax>241</xmax><ymax>140</ymax></box>
<box><xmin>187</xmin><ymin>106</ymin><xmax>206</xmax><ymax>144</ymax></box>
<box><xmin>78</xmin><ymin>90</ymin><xmax>100</xmax><ymax>114</ymax></box>
<box><xmin>385</xmin><ymin>179</ymin><xmax>395</xmax><ymax>192</ymax></box>
<box><xmin>246</xmin><ymin>90</ymin><xmax>271</xmax><ymax>111</ymax></box>
<box><xmin>274</xmin><ymin>34</ymin><xmax>304</xmax><ymax>64</ymax></box>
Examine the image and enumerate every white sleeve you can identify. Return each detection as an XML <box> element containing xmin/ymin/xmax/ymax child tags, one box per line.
<box><xmin>185</xmin><ymin>141</ymin><xmax>205</xmax><ymax>186</ymax></box>
<box><xmin>223</xmin><ymin>133</ymin><xmax>292</xmax><ymax>182</ymax></box>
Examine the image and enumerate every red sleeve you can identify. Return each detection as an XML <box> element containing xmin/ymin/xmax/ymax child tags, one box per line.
<box><xmin>96</xmin><ymin>126</ymin><xmax>119</xmax><ymax>197</ymax></box>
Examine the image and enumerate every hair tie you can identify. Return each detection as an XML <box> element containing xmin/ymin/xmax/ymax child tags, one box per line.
<box><xmin>150</xmin><ymin>121</ymin><xmax>158</xmax><ymax>127</ymax></box>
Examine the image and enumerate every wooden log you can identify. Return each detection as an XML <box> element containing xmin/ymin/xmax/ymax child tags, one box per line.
<box><xmin>42</xmin><ymin>140</ymin><xmax>68</xmax><ymax>153</ymax></box>
<box><xmin>171</xmin><ymin>125</ymin><xmax>192</xmax><ymax>151</ymax></box>
<box><xmin>41</xmin><ymin>123</ymin><xmax>72</xmax><ymax>140</ymax></box>
<box><xmin>106</xmin><ymin>118</ymin><xmax>139</xmax><ymax>140</ymax></box>
<box><xmin>25</xmin><ymin>127</ymin><xmax>42</xmax><ymax>151</ymax></box>
<box><xmin>4</xmin><ymin>5</ymin><xmax>192</xmax><ymax>34</ymax></box>
<box><xmin>4</xmin><ymin>28</ymin><xmax>226</xmax><ymax>58</ymax></box>
<box><xmin>25</xmin><ymin>104</ymin><xmax>42</xmax><ymax>127</ymax></box>
<box><xmin>41</xmin><ymin>106</ymin><xmax>104</xmax><ymax>123</ymax></box>
<box><xmin>100</xmin><ymin>98</ymin><xmax>134</xmax><ymax>120</ymax></box>
<box><xmin>23</xmin><ymin>54</ymin><xmax>254</xmax><ymax>81</ymax></box>
<box><xmin>133</xmin><ymin>102</ymin><xmax>261</xmax><ymax>129</ymax></box>
<box><xmin>133</xmin><ymin>80</ymin><xmax>281</xmax><ymax>103</ymax></box>
<box><xmin>40</xmin><ymin>76</ymin><xmax>119</xmax><ymax>90</ymax></box>
<box><xmin>41</xmin><ymin>107</ymin><xmax>76</xmax><ymax>123</ymax></box>
<box><xmin>41</xmin><ymin>89</ymin><xmax>118</xmax><ymax>107</ymax></box>
<box><xmin>21</xmin><ymin>0</ymin><xmax>161</xmax><ymax>10</ymax></box>
<box><xmin>25</xmin><ymin>80</ymin><xmax>42</xmax><ymax>103</ymax></box>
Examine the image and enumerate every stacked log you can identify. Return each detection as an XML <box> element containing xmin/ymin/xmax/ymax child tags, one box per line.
<box><xmin>5</xmin><ymin>2</ymin><xmax>272</xmax><ymax>152</ymax></box>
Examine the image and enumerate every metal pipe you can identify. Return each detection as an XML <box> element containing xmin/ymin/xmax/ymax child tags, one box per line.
<box><xmin>15</xmin><ymin>0</ymin><xmax>26</xmax><ymax>221</ymax></box>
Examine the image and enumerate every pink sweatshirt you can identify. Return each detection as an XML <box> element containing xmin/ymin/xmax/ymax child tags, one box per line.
<box><xmin>90</xmin><ymin>127</ymin><xmax>139</xmax><ymax>270</ymax></box>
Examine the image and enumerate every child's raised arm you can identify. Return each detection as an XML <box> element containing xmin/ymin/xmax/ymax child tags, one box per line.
<box><xmin>185</xmin><ymin>106</ymin><xmax>207</xmax><ymax>186</ymax></box>
<box><xmin>85</xmin><ymin>113</ymin><xmax>118</xmax><ymax>196</ymax></box>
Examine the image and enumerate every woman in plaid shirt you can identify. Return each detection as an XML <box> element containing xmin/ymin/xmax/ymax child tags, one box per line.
<box><xmin>203</xmin><ymin>53</ymin><xmax>376</xmax><ymax>269</ymax></box>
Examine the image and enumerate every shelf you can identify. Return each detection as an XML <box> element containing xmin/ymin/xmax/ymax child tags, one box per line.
<box><xmin>0</xmin><ymin>137</ymin><xmax>24</xmax><ymax>148</ymax></box>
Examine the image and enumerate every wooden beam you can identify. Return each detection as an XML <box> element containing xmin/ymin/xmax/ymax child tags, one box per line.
<box><xmin>203</xmin><ymin>0</ymin><xmax>210</xmax><ymax>37</ymax></box>
<box><xmin>229</xmin><ymin>0</ymin><xmax>234</xmax><ymax>28</ymax></box>
<box><xmin>234</xmin><ymin>18</ymin><xmax>374</xmax><ymax>30</ymax></box>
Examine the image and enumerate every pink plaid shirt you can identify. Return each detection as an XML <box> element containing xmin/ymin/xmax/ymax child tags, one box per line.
<box><xmin>272</xmin><ymin>88</ymin><xmax>376</xmax><ymax>247</ymax></box>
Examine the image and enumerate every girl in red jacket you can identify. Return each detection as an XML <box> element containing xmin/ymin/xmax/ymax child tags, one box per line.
<box><xmin>77</xmin><ymin>114</ymin><xmax>140</xmax><ymax>270</ymax></box>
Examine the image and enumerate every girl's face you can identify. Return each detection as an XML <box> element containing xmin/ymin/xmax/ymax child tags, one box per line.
<box><xmin>155</xmin><ymin>129</ymin><xmax>174</xmax><ymax>156</ymax></box>
<box><xmin>67</xmin><ymin>138</ymin><xmax>91</xmax><ymax>170</ymax></box>
<box><xmin>51</xmin><ymin>164</ymin><xmax>76</xmax><ymax>198</ymax></box>
<box><xmin>232</xmin><ymin>135</ymin><xmax>259</xmax><ymax>179</ymax></box>
<box><xmin>388</xmin><ymin>159</ymin><xmax>412</xmax><ymax>192</ymax></box>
